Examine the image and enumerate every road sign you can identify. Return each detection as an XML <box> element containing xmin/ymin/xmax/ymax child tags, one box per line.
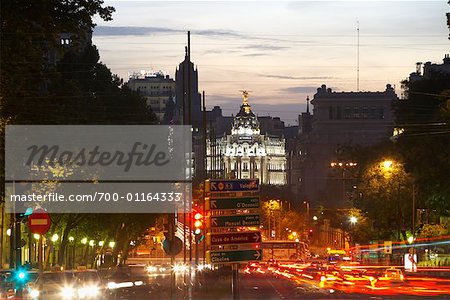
<box><xmin>208</xmin><ymin>179</ymin><xmax>259</xmax><ymax>192</ymax></box>
<box><xmin>28</xmin><ymin>209</ymin><xmax>51</xmax><ymax>235</ymax></box>
<box><xmin>207</xmin><ymin>197</ymin><xmax>260</xmax><ymax>210</ymax></box>
<box><xmin>261</xmin><ymin>242</ymin><xmax>297</xmax><ymax>249</ymax></box>
<box><xmin>384</xmin><ymin>241</ymin><xmax>392</xmax><ymax>254</ymax></box>
<box><xmin>207</xmin><ymin>249</ymin><xmax>262</xmax><ymax>263</ymax></box>
<box><xmin>210</xmin><ymin>214</ymin><xmax>260</xmax><ymax>228</ymax></box>
<box><xmin>163</xmin><ymin>236</ymin><xmax>183</xmax><ymax>256</ymax></box>
<box><xmin>208</xmin><ymin>232</ymin><xmax>261</xmax><ymax>246</ymax></box>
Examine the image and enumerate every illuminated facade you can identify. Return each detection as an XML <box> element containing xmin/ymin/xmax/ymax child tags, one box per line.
<box><xmin>206</xmin><ymin>92</ymin><xmax>287</xmax><ymax>185</ymax></box>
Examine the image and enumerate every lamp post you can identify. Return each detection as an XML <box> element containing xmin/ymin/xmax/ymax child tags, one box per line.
<box><xmin>303</xmin><ymin>201</ymin><xmax>310</xmax><ymax>242</ymax></box>
<box><xmin>349</xmin><ymin>216</ymin><xmax>358</xmax><ymax>247</ymax></box>
<box><xmin>51</xmin><ymin>234</ymin><xmax>59</xmax><ymax>267</ymax></box>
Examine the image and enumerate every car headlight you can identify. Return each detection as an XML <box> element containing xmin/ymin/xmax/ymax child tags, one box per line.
<box><xmin>78</xmin><ymin>285</ymin><xmax>99</xmax><ymax>298</ymax></box>
<box><xmin>146</xmin><ymin>266</ymin><xmax>158</xmax><ymax>273</ymax></box>
<box><xmin>107</xmin><ymin>281</ymin><xmax>117</xmax><ymax>290</ymax></box>
<box><xmin>29</xmin><ymin>289</ymin><xmax>40</xmax><ymax>299</ymax></box>
<box><xmin>61</xmin><ymin>286</ymin><xmax>76</xmax><ymax>298</ymax></box>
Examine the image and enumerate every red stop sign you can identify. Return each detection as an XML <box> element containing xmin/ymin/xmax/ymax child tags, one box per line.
<box><xmin>28</xmin><ymin>209</ymin><xmax>51</xmax><ymax>235</ymax></box>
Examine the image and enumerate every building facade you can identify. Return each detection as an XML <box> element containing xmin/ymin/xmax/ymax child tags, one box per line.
<box><xmin>206</xmin><ymin>92</ymin><xmax>287</xmax><ymax>185</ymax></box>
<box><xmin>127</xmin><ymin>71</ymin><xmax>175</xmax><ymax>122</ymax></box>
<box><xmin>294</xmin><ymin>84</ymin><xmax>397</xmax><ymax>206</ymax></box>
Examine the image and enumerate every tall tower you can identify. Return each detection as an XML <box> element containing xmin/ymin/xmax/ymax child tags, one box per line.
<box><xmin>175</xmin><ymin>48</ymin><xmax>202</xmax><ymax>129</ymax></box>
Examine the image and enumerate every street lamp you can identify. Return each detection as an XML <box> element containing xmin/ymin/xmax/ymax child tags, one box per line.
<box><xmin>349</xmin><ymin>216</ymin><xmax>358</xmax><ymax>247</ymax></box>
<box><xmin>51</xmin><ymin>234</ymin><xmax>59</xmax><ymax>242</ymax></box>
<box><xmin>109</xmin><ymin>241</ymin><xmax>116</xmax><ymax>248</ymax></box>
<box><xmin>81</xmin><ymin>238</ymin><xmax>88</xmax><ymax>245</ymax></box>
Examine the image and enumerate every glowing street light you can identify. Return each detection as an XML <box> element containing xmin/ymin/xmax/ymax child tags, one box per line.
<box><xmin>382</xmin><ymin>160</ymin><xmax>393</xmax><ymax>170</ymax></box>
<box><xmin>99</xmin><ymin>241</ymin><xmax>105</xmax><ymax>247</ymax></box>
<box><xmin>312</xmin><ymin>216</ymin><xmax>318</xmax><ymax>221</ymax></box>
<box><xmin>81</xmin><ymin>237</ymin><xmax>88</xmax><ymax>245</ymax></box>
<box><xmin>33</xmin><ymin>234</ymin><xmax>40</xmax><ymax>240</ymax></box>
<box><xmin>51</xmin><ymin>234</ymin><xmax>59</xmax><ymax>242</ymax></box>
<box><xmin>6</xmin><ymin>229</ymin><xmax>11</xmax><ymax>237</ymax></box>
<box><xmin>349</xmin><ymin>216</ymin><xmax>358</xmax><ymax>224</ymax></box>
<box><xmin>68</xmin><ymin>236</ymin><xmax>74</xmax><ymax>242</ymax></box>
<box><xmin>109</xmin><ymin>241</ymin><xmax>116</xmax><ymax>248</ymax></box>
<box><xmin>89</xmin><ymin>240</ymin><xmax>95</xmax><ymax>247</ymax></box>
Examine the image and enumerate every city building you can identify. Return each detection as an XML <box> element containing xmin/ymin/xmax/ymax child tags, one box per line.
<box><xmin>294</xmin><ymin>84</ymin><xmax>397</xmax><ymax>207</ymax></box>
<box><xmin>127</xmin><ymin>71</ymin><xmax>175</xmax><ymax>122</ymax></box>
<box><xmin>174</xmin><ymin>49</ymin><xmax>202</xmax><ymax>130</ymax></box>
<box><xmin>409</xmin><ymin>54</ymin><xmax>450</xmax><ymax>83</ymax></box>
<box><xmin>206</xmin><ymin>92</ymin><xmax>287</xmax><ymax>185</ymax></box>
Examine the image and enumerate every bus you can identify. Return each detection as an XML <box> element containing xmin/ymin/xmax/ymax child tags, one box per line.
<box><xmin>261</xmin><ymin>240</ymin><xmax>309</xmax><ymax>261</ymax></box>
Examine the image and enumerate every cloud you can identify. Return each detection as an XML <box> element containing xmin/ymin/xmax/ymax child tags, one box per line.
<box><xmin>94</xmin><ymin>26</ymin><xmax>181</xmax><ymax>36</ymax></box>
<box><xmin>242</xmin><ymin>53</ymin><xmax>269</xmax><ymax>57</ymax></box>
<box><xmin>241</xmin><ymin>44</ymin><xmax>288</xmax><ymax>51</ymax></box>
<box><xmin>262</xmin><ymin>74</ymin><xmax>334</xmax><ymax>80</ymax></box>
<box><xmin>280</xmin><ymin>86</ymin><xmax>320</xmax><ymax>94</ymax></box>
<box><xmin>94</xmin><ymin>26</ymin><xmax>246</xmax><ymax>39</ymax></box>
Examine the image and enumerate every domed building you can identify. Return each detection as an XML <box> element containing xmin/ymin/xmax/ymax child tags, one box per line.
<box><xmin>206</xmin><ymin>92</ymin><xmax>287</xmax><ymax>185</ymax></box>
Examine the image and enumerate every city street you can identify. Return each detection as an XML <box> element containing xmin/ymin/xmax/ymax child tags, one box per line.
<box><xmin>98</xmin><ymin>263</ymin><xmax>450</xmax><ymax>299</ymax></box>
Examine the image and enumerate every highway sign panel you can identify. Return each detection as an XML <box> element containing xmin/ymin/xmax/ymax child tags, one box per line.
<box><xmin>208</xmin><ymin>179</ymin><xmax>259</xmax><ymax>192</ymax></box>
<box><xmin>209</xmin><ymin>231</ymin><xmax>261</xmax><ymax>246</ymax></box>
<box><xmin>207</xmin><ymin>197</ymin><xmax>260</xmax><ymax>210</ymax></box>
<box><xmin>261</xmin><ymin>242</ymin><xmax>298</xmax><ymax>249</ymax></box>
<box><xmin>210</xmin><ymin>214</ymin><xmax>260</xmax><ymax>228</ymax></box>
<box><xmin>207</xmin><ymin>249</ymin><xmax>262</xmax><ymax>263</ymax></box>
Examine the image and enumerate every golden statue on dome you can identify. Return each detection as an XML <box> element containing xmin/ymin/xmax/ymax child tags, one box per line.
<box><xmin>239</xmin><ymin>90</ymin><xmax>252</xmax><ymax>106</ymax></box>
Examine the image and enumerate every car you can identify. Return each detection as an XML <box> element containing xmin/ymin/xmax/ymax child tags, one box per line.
<box><xmin>145</xmin><ymin>263</ymin><xmax>171</xmax><ymax>276</ymax></box>
<box><xmin>31</xmin><ymin>271</ymin><xmax>79</xmax><ymax>299</ymax></box>
<box><xmin>382</xmin><ymin>267</ymin><xmax>405</xmax><ymax>282</ymax></box>
<box><xmin>104</xmin><ymin>265</ymin><xmax>144</xmax><ymax>299</ymax></box>
<box><xmin>74</xmin><ymin>270</ymin><xmax>104</xmax><ymax>299</ymax></box>
<box><xmin>0</xmin><ymin>270</ymin><xmax>15</xmax><ymax>299</ymax></box>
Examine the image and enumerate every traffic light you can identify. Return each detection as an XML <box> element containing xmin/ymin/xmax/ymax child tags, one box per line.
<box><xmin>194</xmin><ymin>212</ymin><xmax>203</xmax><ymax>235</ymax></box>
<box><xmin>12</xmin><ymin>268</ymin><xmax>29</xmax><ymax>287</ymax></box>
<box><xmin>308</xmin><ymin>228</ymin><xmax>313</xmax><ymax>238</ymax></box>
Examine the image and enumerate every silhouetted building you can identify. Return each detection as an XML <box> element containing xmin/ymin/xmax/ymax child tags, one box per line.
<box><xmin>127</xmin><ymin>71</ymin><xmax>175</xmax><ymax>121</ymax></box>
<box><xmin>295</xmin><ymin>84</ymin><xmax>397</xmax><ymax>207</ymax></box>
<box><xmin>175</xmin><ymin>49</ymin><xmax>202</xmax><ymax>130</ymax></box>
<box><xmin>409</xmin><ymin>54</ymin><xmax>450</xmax><ymax>83</ymax></box>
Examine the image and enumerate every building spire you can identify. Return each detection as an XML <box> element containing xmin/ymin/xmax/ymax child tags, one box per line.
<box><xmin>306</xmin><ymin>96</ymin><xmax>310</xmax><ymax>114</ymax></box>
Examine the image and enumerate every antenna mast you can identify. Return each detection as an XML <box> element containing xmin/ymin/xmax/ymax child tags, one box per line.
<box><xmin>357</xmin><ymin>19</ymin><xmax>360</xmax><ymax>92</ymax></box>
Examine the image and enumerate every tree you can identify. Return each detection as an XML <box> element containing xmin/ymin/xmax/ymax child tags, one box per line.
<box><xmin>0</xmin><ymin>0</ymin><xmax>160</xmax><ymax>269</ymax></box>
<box><xmin>355</xmin><ymin>156</ymin><xmax>415</xmax><ymax>241</ymax></box>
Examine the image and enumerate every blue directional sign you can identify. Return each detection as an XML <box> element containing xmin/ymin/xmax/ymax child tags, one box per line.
<box><xmin>208</xmin><ymin>179</ymin><xmax>259</xmax><ymax>192</ymax></box>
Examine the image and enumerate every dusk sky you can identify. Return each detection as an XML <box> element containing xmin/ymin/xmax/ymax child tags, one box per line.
<box><xmin>93</xmin><ymin>1</ymin><xmax>449</xmax><ymax>124</ymax></box>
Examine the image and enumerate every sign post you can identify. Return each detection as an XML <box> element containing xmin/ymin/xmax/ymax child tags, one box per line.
<box><xmin>205</xmin><ymin>179</ymin><xmax>262</xmax><ymax>300</ymax></box>
<box><xmin>28</xmin><ymin>209</ymin><xmax>51</xmax><ymax>276</ymax></box>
